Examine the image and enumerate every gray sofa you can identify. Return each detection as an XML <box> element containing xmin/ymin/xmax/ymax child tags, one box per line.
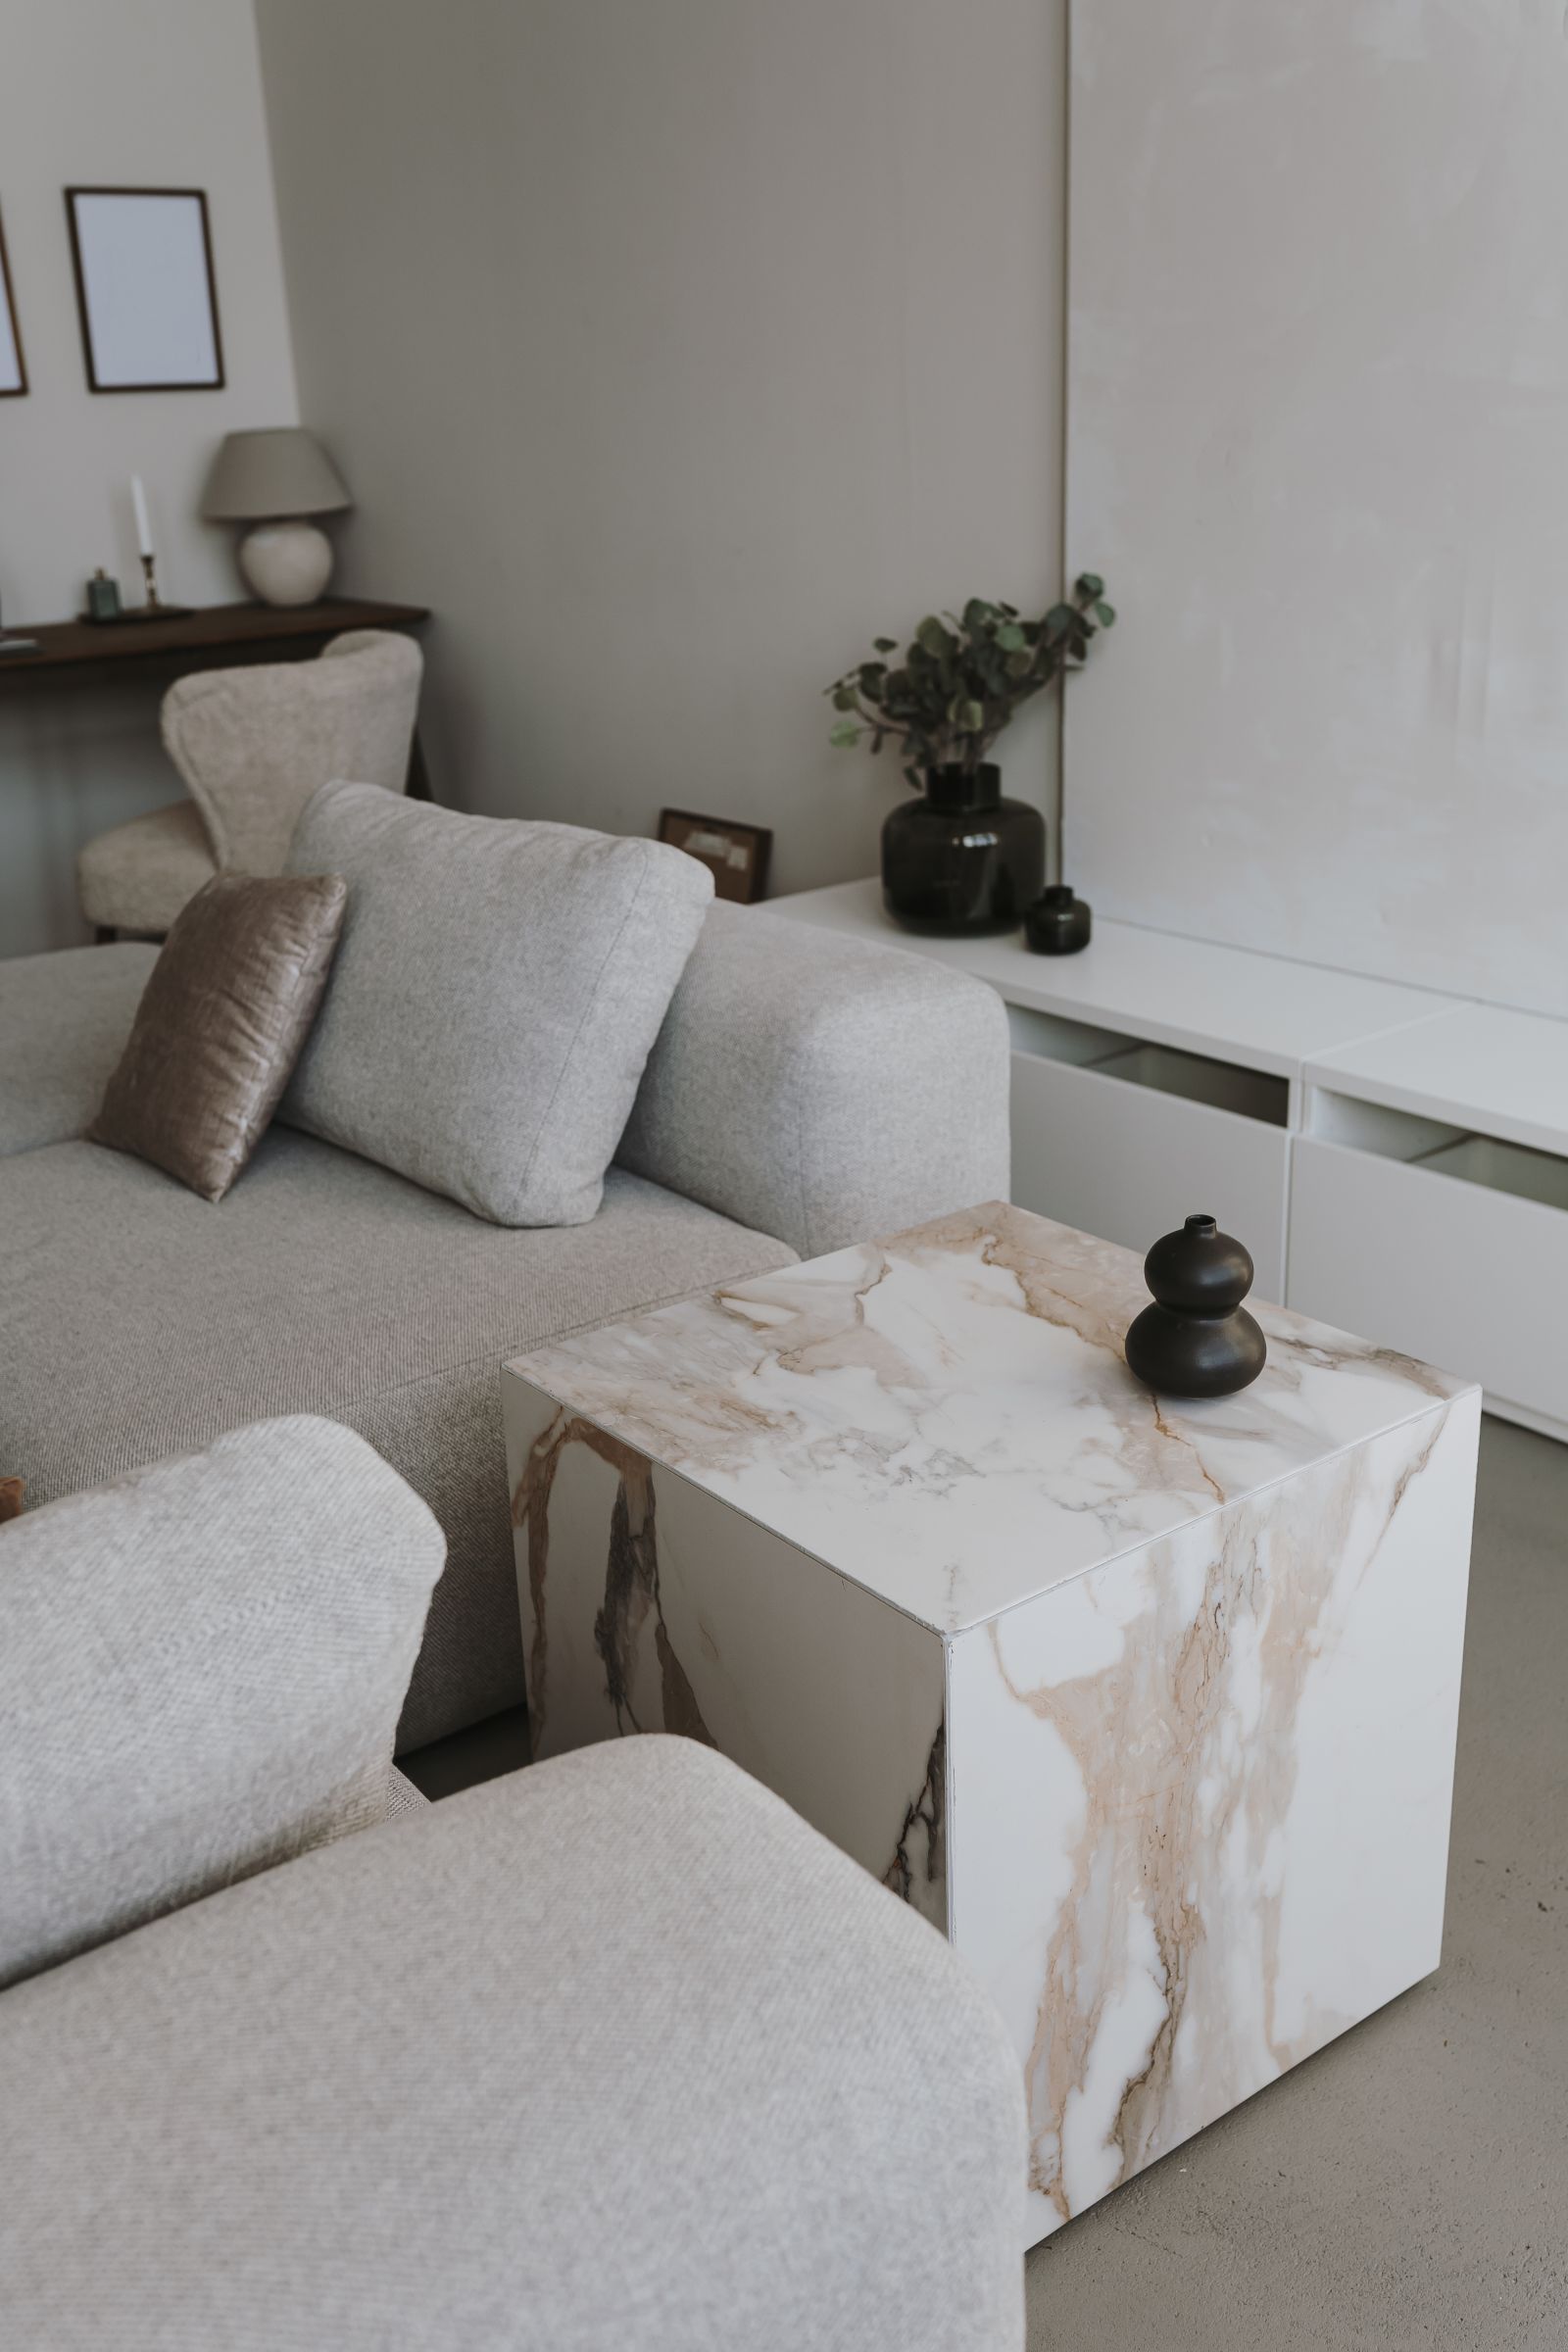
<box><xmin>0</xmin><ymin>1419</ymin><xmax>1026</xmax><ymax>2350</ymax></box>
<box><xmin>0</xmin><ymin>897</ymin><xmax>1008</xmax><ymax>1753</ymax></box>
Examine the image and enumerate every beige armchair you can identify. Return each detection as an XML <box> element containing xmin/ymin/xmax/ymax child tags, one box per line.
<box><xmin>77</xmin><ymin>628</ymin><xmax>423</xmax><ymax>938</ymax></box>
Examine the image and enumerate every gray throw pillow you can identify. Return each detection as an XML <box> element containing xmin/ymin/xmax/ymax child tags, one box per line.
<box><xmin>282</xmin><ymin>782</ymin><xmax>713</xmax><ymax>1225</ymax></box>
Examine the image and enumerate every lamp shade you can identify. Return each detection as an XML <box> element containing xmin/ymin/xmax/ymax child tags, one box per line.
<box><xmin>202</xmin><ymin>428</ymin><xmax>352</xmax><ymax>520</ymax></box>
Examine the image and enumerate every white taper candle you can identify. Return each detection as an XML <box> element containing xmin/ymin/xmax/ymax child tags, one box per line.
<box><xmin>131</xmin><ymin>475</ymin><xmax>153</xmax><ymax>558</ymax></box>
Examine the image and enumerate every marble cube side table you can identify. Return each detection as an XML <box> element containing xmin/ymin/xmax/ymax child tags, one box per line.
<box><xmin>502</xmin><ymin>1201</ymin><xmax>1479</xmax><ymax>2244</ymax></box>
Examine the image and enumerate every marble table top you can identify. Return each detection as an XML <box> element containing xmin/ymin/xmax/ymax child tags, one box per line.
<box><xmin>505</xmin><ymin>1200</ymin><xmax>1473</xmax><ymax>1635</ymax></box>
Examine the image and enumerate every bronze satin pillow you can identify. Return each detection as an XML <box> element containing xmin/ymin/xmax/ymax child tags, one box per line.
<box><xmin>90</xmin><ymin>872</ymin><xmax>348</xmax><ymax>1201</ymax></box>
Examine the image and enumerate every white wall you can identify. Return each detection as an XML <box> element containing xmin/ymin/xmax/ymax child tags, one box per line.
<box><xmin>0</xmin><ymin>0</ymin><xmax>297</xmax><ymax>956</ymax></box>
<box><xmin>254</xmin><ymin>0</ymin><xmax>1066</xmax><ymax>894</ymax></box>
<box><xmin>1065</xmin><ymin>0</ymin><xmax>1568</xmax><ymax>1019</ymax></box>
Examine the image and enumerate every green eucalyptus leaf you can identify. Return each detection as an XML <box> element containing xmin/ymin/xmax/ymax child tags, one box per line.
<box><xmin>1075</xmin><ymin>571</ymin><xmax>1104</xmax><ymax>599</ymax></box>
<box><xmin>831</xmin><ymin>687</ymin><xmax>858</xmax><ymax>712</ymax></box>
<box><xmin>873</xmin><ymin>637</ymin><xmax>899</xmax><ymax>653</ymax></box>
<box><xmin>829</xmin><ymin>719</ymin><xmax>861</xmax><ymax>748</ymax></box>
<box><xmin>1095</xmin><ymin>601</ymin><xmax>1116</xmax><ymax>626</ymax></box>
<box><xmin>915</xmin><ymin>614</ymin><xmax>952</xmax><ymax>658</ymax></box>
<box><xmin>996</xmin><ymin>622</ymin><xmax>1026</xmax><ymax>653</ymax></box>
<box><xmin>958</xmin><ymin>699</ymin><xmax>985</xmax><ymax>732</ymax></box>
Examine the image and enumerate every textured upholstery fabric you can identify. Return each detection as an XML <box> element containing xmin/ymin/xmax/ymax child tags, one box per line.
<box><xmin>0</xmin><ymin>1418</ymin><xmax>444</xmax><ymax>1991</ymax></box>
<box><xmin>0</xmin><ymin>1740</ymin><xmax>1026</xmax><ymax>2351</ymax></box>
<box><xmin>162</xmin><ymin>629</ymin><xmax>422</xmax><ymax>874</ymax></box>
<box><xmin>74</xmin><ymin>633</ymin><xmax>420</xmax><ymax>937</ymax></box>
<box><xmin>0</xmin><ymin>942</ymin><xmax>156</xmax><ymax>1155</ymax></box>
<box><xmin>384</xmin><ymin>1767</ymin><xmax>429</xmax><ymax>1817</ymax></box>
<box><xmin>76</xmin><ymin>799</ymin><xmax>218</xmax><ymax>935</ymax></box>
<box><xmin>282</xmin><ymin>782</ymin><xmax>714</xmax><ymax>1226</ymax></box>
<box><xmin>91</xmin><ymin>873</ymin><xmax>347</xmax><ymax>1200</ymax></box>
<box><xmin>619</xmin><ymin>899</ymin><xmax>1013</xmax><ymax>1256</ymax></box>
<box><xmin>0</xmin><ymin>1134</ymin><xmax>794</xmax><ymax>1749</ymax></box>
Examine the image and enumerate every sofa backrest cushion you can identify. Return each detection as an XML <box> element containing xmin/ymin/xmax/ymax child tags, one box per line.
<box><xmin>282</xmin><ymin>781</ymin><xmax>713</xmax><ymax>1225</ymax></box>
<box><xmin>0</xmin><ymin>1416</ymin><xmax>444</xmax><ymax>1991</ymax></box>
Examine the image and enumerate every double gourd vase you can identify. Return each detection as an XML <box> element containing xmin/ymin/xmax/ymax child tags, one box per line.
<box><xmin>881</xmin><ymin>763</ymin><xmax>1045</xmax><ymax>936</ymax></box>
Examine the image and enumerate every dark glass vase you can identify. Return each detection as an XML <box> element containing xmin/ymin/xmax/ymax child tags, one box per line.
<box><xmin>881</xmin><ymin>764</ymin><xmax>1045</xmax><ymax>936</ymax></box>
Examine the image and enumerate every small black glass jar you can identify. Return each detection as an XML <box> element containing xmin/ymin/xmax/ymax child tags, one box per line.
<box><xmin>881</xmin><ymin>764</ymin><xmax>1045</xmax><ymax>936</ymax></box>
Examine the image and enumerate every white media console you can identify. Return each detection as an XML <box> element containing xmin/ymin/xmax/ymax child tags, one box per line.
<box><xmin>774</xmin><ymin>879</ymin><xmax>1568</xmax><ymax>1443</ymax></box>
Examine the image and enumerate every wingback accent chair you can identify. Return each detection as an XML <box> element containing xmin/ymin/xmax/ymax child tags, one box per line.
<box><xmin>77</xmin><ymin>628</ymin><xmax>423</xmax><ymax>939</ymax></box>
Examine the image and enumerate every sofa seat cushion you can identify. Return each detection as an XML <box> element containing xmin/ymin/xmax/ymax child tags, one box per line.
<box><xmin>282</xmin><ymin>781</ymin><xmax>714</xmax><ymax>1227</ymax></box>
<box><xmin>0</xmin><ymin>1132</ymin><xmax>794</xmax><ymax>1750</ymax></box>
<box><xmin>0</xmin><ymin>1740</ymin><xmax>1025</xmax><ymax>2352</ymax></box>
<box><xmin>0</xmin><ymin>943</ymin><xmax>157</xmax><ymax>1156</ymax></box>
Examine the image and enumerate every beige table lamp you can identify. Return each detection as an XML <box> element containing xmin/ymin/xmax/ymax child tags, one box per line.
<box><xmin>203</xmin><ymin>427</ymin><xmax>352</xmax><ymax>608</ymax></box>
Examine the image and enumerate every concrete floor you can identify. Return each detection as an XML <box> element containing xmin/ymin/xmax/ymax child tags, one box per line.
<box><xmin>408</xmin><ymin>1415</ymin><xmax>1566</xmax><ymax>2348</ymax></box>
<box><xmin>1026</xmin><ymin>1415</ymin><xmax>1568</xmax><ymax>2351</ymax></box>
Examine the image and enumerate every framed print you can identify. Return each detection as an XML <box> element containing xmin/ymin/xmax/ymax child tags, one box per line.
<box><xmin>0</xmin><ymin>206</ymin><xmax>25</xmax><ymax>396</ymax></box>
<box><xmin>66</xmin><ymin>187</ymin><xmax>224</xmax><ymax>393</ymax></box>
<box><xmin>658</xmin><ymin>808</ymin><xmax>773</xmax><ymax>904</ymax></box>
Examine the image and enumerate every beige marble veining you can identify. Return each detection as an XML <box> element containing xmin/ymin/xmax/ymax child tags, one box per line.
<box><xmin>509</xmin><ymin>1200</ymin><xmax>1467</xmax><ymax>1635</ymax></box>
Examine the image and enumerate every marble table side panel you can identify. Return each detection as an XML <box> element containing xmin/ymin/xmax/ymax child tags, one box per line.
<box><xmin>948</xmin><ymin>1390</ymin><xmax>1480</xmax><ymax>2244</ymax></box>
<box><xmin>504</xmin><ymin>1378</ymin><xmax>949</xmax><ymax>1929</ymax></box>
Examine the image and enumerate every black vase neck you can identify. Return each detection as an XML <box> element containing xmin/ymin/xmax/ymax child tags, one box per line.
<box><xmin>924</xmin><ymin>762</ymin><xmax>1001</xmax><ymax>811</ymax></box>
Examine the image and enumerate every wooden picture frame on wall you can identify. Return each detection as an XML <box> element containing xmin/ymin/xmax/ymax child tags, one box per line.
<box><xmin>65</xmin><ymin>186</ymin><xmax>224</xmax><ymax>394</ymax></box>
<box><xmin>0</xmin><ymin>205</ymin><xmax>26</xmax><ymax>397</ymax></box>
<box><xmin>658</xmin><ymin>808</ymin><xmax>773</xmax><ymax>904</ymax></box>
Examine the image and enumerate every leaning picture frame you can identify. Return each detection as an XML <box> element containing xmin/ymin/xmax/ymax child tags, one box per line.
<box><xmin>66</xmin><ymin>186</ymin><xmax>224</xmax><ymax>394</ymax></box>
<box><xmin>0</xmin><ymin>205</ymin><xmax>26</xmax><ymax>396</ymax></box>
<box><xmin>658</xmin><ymin>808</ymin><xmax>773</xmax><ymax>904</ymax></box>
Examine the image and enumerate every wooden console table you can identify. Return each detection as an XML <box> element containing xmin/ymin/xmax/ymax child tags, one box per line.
<box><xmin>0</xmin><ymin>597</ymin><xmax>435</xmax><ymax>796</ymax></box>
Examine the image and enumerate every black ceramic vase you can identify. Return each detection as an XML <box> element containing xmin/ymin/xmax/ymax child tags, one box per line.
<box><xmin>881</xmin><ymin>763</ymin><xmax>1045</xmax><ymax>936</ymax></box>
<box><xmin>1123</xmin><ymin>1213</ymin><xmax>1267</xmax><ymax>1399</ymax></box>
<box><xmin>1024</xmin><ymin>884</ymin><xmax>1093</xmax><ymax>956</ymax></box>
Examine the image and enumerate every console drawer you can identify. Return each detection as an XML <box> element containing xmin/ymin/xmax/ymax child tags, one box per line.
<box><xmin>1288</xmin><ymin>1135</ymin><xmax>1568</xmax><ymax>1428</ymax></box>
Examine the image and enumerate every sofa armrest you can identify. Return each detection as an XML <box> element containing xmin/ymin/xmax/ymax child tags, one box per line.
<box><xmin>618</xmin><ymin>901</ymin><xmax>1011</xmax><ymax>1257</ymax></box>
<box><xmin>0</xmin><ymin>1739</ymin><xmax>1026</xmax><ymax>2350</ymax></box>
<box><xmin>0</xmin><ymin>1416</ymin><xmax>444</xmax><ymax>1989</ymax></box>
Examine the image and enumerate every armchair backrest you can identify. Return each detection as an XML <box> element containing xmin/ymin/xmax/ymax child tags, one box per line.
<box><xmin>0</xmin><ymin>1417</ymin><xmax>444</xmax><ymax>1990</ymax></box>
<box><xmin>161</xmin><ymin>628</ymin><xmax>423</xmax><ymax>876</ymax></box>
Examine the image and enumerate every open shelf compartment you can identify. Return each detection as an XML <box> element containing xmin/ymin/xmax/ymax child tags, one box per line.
<box><xmin>1007</xmin><ymin>1004</ymin><xmax>1289</xmax><ymax>1128</ymax></box>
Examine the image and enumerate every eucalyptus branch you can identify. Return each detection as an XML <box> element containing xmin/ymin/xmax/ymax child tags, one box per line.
<box><xmin>826</xmin><ymin>577</ymin><xmax>1115</xmax><ymax>782</ymax></box>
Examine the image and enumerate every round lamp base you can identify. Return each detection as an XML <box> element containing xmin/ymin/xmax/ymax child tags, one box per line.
<box><xmin>238</xmin><ymin>518</ymin><xmax>334</xmax><ymax>608</ymax></box>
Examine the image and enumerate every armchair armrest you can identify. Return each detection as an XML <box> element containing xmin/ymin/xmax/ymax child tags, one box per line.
<box><xmin>0</xmin><ymin>1416</ymin><xmax>444</xmax><ymax>1989</ymax></box>
<box><xmin>618</xmin><ymin>902</ymin><xmax>1010</xmax><ymax>1257</ymax></box>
